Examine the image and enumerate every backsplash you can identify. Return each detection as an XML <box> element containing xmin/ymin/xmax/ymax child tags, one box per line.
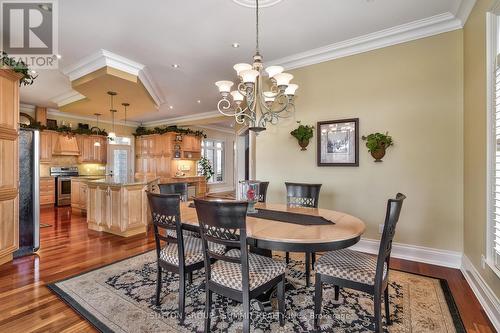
<box><xmin>40</xmin><ymin>156</ymin><xmax>79</xmax><ymax>177</ymax></box>
<box><xmin>78</xmin><ymin>163</ymin><xmax>106</xmax><ymax>176</ymax></box>
<box><xmin>40</xmin><ymin>156</ymin><xmax>106</xmax><ymax>177</ymax></box>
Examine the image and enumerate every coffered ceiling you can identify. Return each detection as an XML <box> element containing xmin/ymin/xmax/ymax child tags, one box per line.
<box><xmin>19</xmin><ymin>0</ymin><xmax>473</xmax><ymax>125</ymax></box>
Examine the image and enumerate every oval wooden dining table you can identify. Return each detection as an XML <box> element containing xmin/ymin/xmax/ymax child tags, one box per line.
<box><xmin>179</xmin><ymin>200</ymin><xmax>366</xmax><ymax>290</ymax></box>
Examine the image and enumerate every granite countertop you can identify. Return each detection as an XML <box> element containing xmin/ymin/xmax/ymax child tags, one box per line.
<box><xmin>85</xmin><ymin>175</ymin><xmax>159</xmax><ymax>186</ymax></box>
<box><xmin>172</xmin><ymin>175</ymin><xmax>204</xmax><ymax>179</ymax></box>
<box><xmin>72</xmin><ymin>175</ymin><xmax>105</xmax><ymax>180</ymax></box>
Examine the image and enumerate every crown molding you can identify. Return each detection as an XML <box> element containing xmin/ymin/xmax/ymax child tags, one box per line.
<box><xmin>196</xmin><ymin>124</ymin><xmax>236</xmax><ymax>134</ymax></box>
<box><xmin>141</xmin><ymin>110</ymin><xmax>222</xmax><ymax>127</ymax></box>
<box><xmin>51</xmin><ymin>89</ymin><xmax>87</xmax><ymax>107</ymax></box>
<box><xmin>47</xmin><ymin>108</ymin><xmax>139</xmax><ymax>127</ymax></box>
<box><xmin>61</xmin><ymin>49</ymin><xmax>164</xmax><ymax>107</ymax></box>
<box><xmin>455</xmin><ymin>0</ymin><xmax>477</xmax><ymax>24</ymax></box>
<box><xmin>20</xmin><ymin>103</ymin><xmax>35</xmax><ymax>113</ymax></box>
<box><xmin>19</xmin><ymin>103</ymin><xmax>139</xmax><ymax>127</ymax></box>
<box><xmin>267</xmin><ymin>12</ymin><xmax>464</xmax><ymax>70</ymax></box>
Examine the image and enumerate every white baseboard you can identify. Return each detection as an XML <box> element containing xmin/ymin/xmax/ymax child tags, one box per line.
<box><xmin>350</xmin><ymin>238</ymin><xmax>463</xmax><ymax>268</ymax></box>
<box><xmin>461</xmin><ymin>255</ymin><xmax>500</xmax><ymax>331</ymax></box>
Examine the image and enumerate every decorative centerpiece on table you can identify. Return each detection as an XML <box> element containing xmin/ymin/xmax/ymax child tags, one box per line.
<box><xmin>290</xmin><ymin>121</ymin><xmax>314</xmax><ymax>151</ymax></box>
<box><xmin>238</xmin><ymin>180</ymin><xmax>260</xmax><ymax>214</ymax></box>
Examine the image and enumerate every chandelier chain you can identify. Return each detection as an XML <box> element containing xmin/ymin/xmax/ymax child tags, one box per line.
<box><xmin>256</xmin><ymin>0</ymin><xmax>259</xmax><ymax>54</ymax></box>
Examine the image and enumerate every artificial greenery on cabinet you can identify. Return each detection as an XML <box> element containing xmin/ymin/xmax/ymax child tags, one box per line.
<box><xmin>1</xmin><ymin>51</ymin><xmax>38</xmax><ymax>86</ymax></box>
<box><xmin>133</xmin><ymin>125</ymin><xmax>206</xmax><ymax>138</ymax></box>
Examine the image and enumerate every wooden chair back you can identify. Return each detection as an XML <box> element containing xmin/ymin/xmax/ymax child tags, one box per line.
<box><xmin>158</xmin><ymin>182</ymin><xmax>189</xmax><ymax>201</ymax></box>
<box><xmin>375</xmin><ymin>193</ymin><xmax>406</xmax><ymax>286</ymax></box>
<box><xmin>285</xmin><ymin>182</ymin><xmax>322</xmax><ymax>208</ymax></box>
<box><xmin>146</xmin><ymin>191</ymin><xmax>185</xmax><ymax>264</ymax></box>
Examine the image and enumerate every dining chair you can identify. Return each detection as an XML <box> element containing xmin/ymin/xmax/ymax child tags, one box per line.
<box><xmin>314</xmin><ymin>193</ymin><xmax>406</xmax><ymax>333</ymax></box>
<box><xmin>284</xmin><ymin>182</ymin><xmax>322</xmax><ymax>286</ymax></box>
<box><xmin>194</xmin><ymin>198</ymin><xmax>286</xmax><ymax>333</ymax></box>
<box><xmin>158</xmin><ymin>182</ymin><xmax>189</xmax><ymax>201</ymax></box>
<box><xmin>147</xmin><ymin>192</ymin><xmax>226</xmax><ymax>323</ymax></box>
<box><xmin>258</xmin><ymin>181</ymin><xmax>270</xmax><ymax>203</ymax></box>
<box><xmin>158</xmin><ymin>182</ymin><xmax>199</xmax><ymax>239</ymax></box>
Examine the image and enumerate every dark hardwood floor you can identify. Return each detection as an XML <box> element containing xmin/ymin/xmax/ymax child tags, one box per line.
<box><xmin>0</xmin><ymin>207</ymin><xmax>495</xmax><ymax>332</ymax></box>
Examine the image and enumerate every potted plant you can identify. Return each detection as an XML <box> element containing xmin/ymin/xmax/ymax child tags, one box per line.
<box><xmin>198</xmin><ymin>157</ymin><xmax>215</xmax><ymax>181</ymax></box>
<box><xmin>362</xmin><ymin>132</ymin><xmax>393</xmax><ymax>162</ymax></box>
<box><xmin>290</xmin><ymin>121</ymin><xmax>314</xmax><ymax>151</ymax></box>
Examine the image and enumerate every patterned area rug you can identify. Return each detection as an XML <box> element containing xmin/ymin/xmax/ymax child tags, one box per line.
<box><xmin>48</xmin><ymin>251</ymin><xmax>465</xmax><ymax>333</ymax></box>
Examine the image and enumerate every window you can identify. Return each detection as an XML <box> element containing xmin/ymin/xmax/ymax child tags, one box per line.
<box><xmin>487</xmin><ymin>11</ymin><xmax>500</xmax><ymax>276</ymax></box>
<box><xmin>201</xmin><ymin>139</ymin><xmax>225</xmax><ymax>183</ymax></box>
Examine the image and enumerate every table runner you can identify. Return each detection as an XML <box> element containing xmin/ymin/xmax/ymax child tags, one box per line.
<box><xmin>188</xmin><ymin>203</ymin><xmax>334</xmax><ymax>225</ymax></box>
<box><xmin>247</xmin><ymin>208</ymin><xmax>334</xmax><ymax>225</ymax></box>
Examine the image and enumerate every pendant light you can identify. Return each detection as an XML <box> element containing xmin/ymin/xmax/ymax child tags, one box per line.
<box><xmin>107</xmin><ymin>91</ymin><xmax>117</xmax><ymax>139</ymax></box>
<box><xmin>94</xmin><ymin>113</ymin><xmax>102</xmax><ymax>147</ymax></box>
<box><xmin>122</xmin><ymin>103</ymin><xmax>130</xmax><ymax>125</ymax></box>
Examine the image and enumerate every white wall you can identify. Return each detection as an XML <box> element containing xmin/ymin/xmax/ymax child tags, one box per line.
<box><xmin>256</xmin><ymin>30</ymin><xmax>464</xmax><ymax>252</ymax></box>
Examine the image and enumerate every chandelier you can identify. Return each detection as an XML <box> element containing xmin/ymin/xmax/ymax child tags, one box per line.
<box><xmin>215</xmin><ymin>0</ymin><xmax>298</xmax><ymax>132</ymax></box>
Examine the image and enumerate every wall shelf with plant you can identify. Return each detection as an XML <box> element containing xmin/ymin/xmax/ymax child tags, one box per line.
<box><xmin>290</xmin><ymin>121</ymin><xmax>314</xmax><ymax>151</ymax></box>
<box><xmin>361</xmin><ymin>132</ymin><xmax>393</xmax><ymax>162</ymax></box>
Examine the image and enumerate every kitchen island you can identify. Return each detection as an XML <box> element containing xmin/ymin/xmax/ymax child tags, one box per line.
<box><xmin>85</xmin><ymin>176</ymin><xmax>159</xmax><ymax>237</ymax></box>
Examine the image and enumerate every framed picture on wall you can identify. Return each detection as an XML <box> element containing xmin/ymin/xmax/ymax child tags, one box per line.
<box><xmin>317</xmin><ymin>118</ymin><xmax>359</xmax><ymax>166</ymax></box>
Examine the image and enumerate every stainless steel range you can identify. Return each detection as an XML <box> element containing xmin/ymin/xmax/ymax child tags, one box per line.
<box><xmin>50</xmin><ymin>166</ymin><xmax>79</xmax><ymax>206</ymax></box>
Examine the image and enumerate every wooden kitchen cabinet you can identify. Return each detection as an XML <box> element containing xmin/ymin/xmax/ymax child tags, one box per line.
<box><xmin>40</xmin><ymin>177</ymin><xmax>55</xmax><ymax>206</ymax></box>
<box><xmin>182</xmin><ymin>135</ymin><xmax>201</xmax><ymax>152</ymax></box>
<box><xmin>79</xmin><ymin>183</ymin><xmax>88</xmax><ymax>210</ymax></box>
<box><xmin>0</xmin><ymin>69</ymin><xmax>21</xmax><ymax>266</ymax></box>
<box><xmin>135</xmin><ymin>132</ymin><xmax>202</xmax><ymax>178</ymax></box>
<box><xmin>87</xmin><ymin>179</ymin><xmax>156</xmax><ymax>237</ymax></box>
<box><xmin>71</xmin><ymin>178</ymin><xmax>89</xmax><ymax>212</ymax></box>
<box><xmin>77</xmin><ymin>135</ymin><xmax>107</xmax><ymax>163</ymax></box>
<box><xmin>40</xmin><ymin>131</ymin><xmax>52</xmax><ymax>163</ymax></box>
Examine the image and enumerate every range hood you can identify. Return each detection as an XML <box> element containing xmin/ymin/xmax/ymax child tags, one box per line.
<box><xmin>53</xmin><ymin>135</ymin><xmax>80</xmax><ymax>156</ymax></box>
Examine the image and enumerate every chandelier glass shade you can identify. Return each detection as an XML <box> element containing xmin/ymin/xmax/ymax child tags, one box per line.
<box><xmin>214</xmin><ymin>0</ymin><xmax>298</xmax><ymax>132</ymax></box>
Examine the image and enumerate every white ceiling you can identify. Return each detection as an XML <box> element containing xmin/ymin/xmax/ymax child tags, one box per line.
<box><xmin>20</xmin><ymin>0</ymin><xmax>466</xmax><ymax>124</ymax></box>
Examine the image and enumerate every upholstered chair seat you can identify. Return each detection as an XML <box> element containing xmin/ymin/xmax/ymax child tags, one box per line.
<box><xmin>210</xmin><ymin>249</ymin><xmax>286</xmax><ymax>291</ymax></box>
<box><xmin>160</xmin><ymin>236</ymin><xmax>226</xmax><ymax>266</ymax></box>
<box><xmin>316</xmin><ymin>249</ymin><xmax>387</xmax><ymax>285</ymax></box>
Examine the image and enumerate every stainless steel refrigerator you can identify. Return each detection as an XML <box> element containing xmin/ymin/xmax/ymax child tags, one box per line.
<box><xmin>14</xmin><ymin>129</ymin><xmax>40</xmax><ymax>257</ymax></box>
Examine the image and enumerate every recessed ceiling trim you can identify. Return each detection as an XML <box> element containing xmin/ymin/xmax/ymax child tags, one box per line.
<box><xmin>48</xmin><ymin>107</ymin><xmax>139</xmax><ymax>127</ymax></box>
<box><xmin>138</xmin><ymin>66</ymin><xmax>164</xmax><ymax>107</ymax></box>
<box><xmin>51</xmin><ymin>89</ymin><xmax>87</xmax><ymax>107</ymax></box>
<box><xmin>142</xmin><ymin>110</ymin><xmax>222</xmax><ymax>127</ymax></box>
<box><xmin>267</xmin><ymin>11</ymin><xmax>466</xmax><ymax>70</ymax></box>
<box><xmin>19</xmin><ymin>103</ymin><xmax>139</xmax><ymax>127</ymax></box>
<box><xmin>63</xmin><ymin>49</ymin><xmax>164</xmax><ymax>107</ymax></box>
